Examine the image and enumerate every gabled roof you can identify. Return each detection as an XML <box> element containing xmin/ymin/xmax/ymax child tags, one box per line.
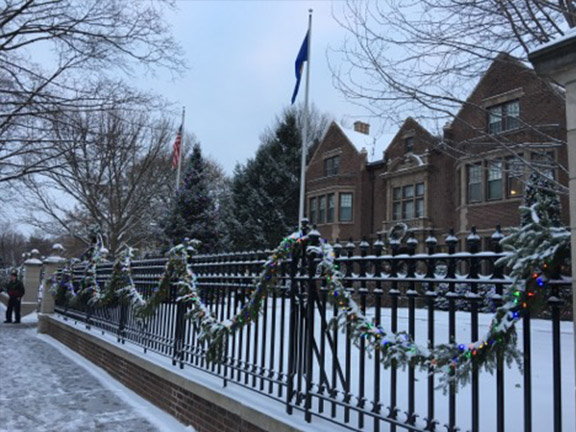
<box><xmin>383</xmin><ymin>117</ymin><xmax>438</xmax><ymax>157</ymax></box>
<box><xmin>333</xmin><ymin>122</ymin><xmax>396</xmax><ymax>162</ymax></box>
<box><xmin>452</xmin><ymin>52</ymin><xmax>535</xmax><ymax>120</ymax></box>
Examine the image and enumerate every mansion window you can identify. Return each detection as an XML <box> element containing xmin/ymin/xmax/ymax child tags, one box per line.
<box><xmin>309</xmin><ymin>197</ymin><xmax>316</xmax><ymax>224</ymax></box>
<box><xmin>507</xmin><ymin>156</ymin><xmax>525</xmax><ymax>197</ymax></box>
<box><xmin>327</xmin><ymin>193</ymin><xmax>335</xmax><ymax>223</ymax></box>
<box><xmin>531</xmin><ymin>151</ymin><xmax>555</xmax><ymax>179</ymax></box>
<box><xmin>465</xmin><ymin>156</ymin><xmax>529</xmax><ymax>203</ymax></box>
<box><xmin>324</xmin><ymin>155</ymin><xmax>340</xmax><ymax>177</ymax></box>
<box><xmin>392</xmin><ymin>182</ymin><xmax>424</xmax><ymax>220</ymax></box>
<box><xmin>487</xmin><ymin>160</ymin><xmax>503</xmax><ymax>200</ymax></box>
<box><xmin>467</xmin><ymin>164</ymin><xmax>482</xmax><ymax>203</ymax></box>
<box><xmin>318</xmin><ymin>195</ymin><xmax>326</xmax><ymax>224</ymax></box>
<box><xmin>404</xmin><ymin>137</ymin><xmax>414</xmax><ymax>153</ymax></box>
<box><xmin>339</xmin><ymin>193</ymin><xmax>353</xmax><ymax>222</ymax></box>
<box><xmin>488</xmin><ymin>100</ymin><xmax>520</xmax><ymax>133</ymax></box>
<box><xmin>309</xmin><ymin>192</ymin><xmax>350</xmax><ymax>224</ymax></box>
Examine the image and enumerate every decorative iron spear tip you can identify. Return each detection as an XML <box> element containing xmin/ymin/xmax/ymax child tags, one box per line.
<box><xmin>346</xmin><ymin>238</ymin><xmax>355</xmax><ymax>252</ymax></box>
<box><xmin>425</xmin><ymin>229</ymin><xmax>437</xmax><ymax>246</ymax></box>
<box><xmin>491</xmin><ymin>224</ymin><xmax>504</xmax><ymax>240</ymax></box>
<box><xmin>445</xmin><ymin>228</ymin><xmax>458</xmax><ymax>246</ymax></box>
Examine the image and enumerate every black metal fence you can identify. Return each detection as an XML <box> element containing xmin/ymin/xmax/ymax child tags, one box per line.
<box><xmin>55</xmin><ymin>228</ymin><xmax>573</xmax><ymax>432</ymax></box>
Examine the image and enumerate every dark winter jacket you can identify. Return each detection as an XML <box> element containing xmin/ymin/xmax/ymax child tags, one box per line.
<box><xmin>5</xmin><ymin>279</ymin><xmax>25</xmax><ymax>299</ymax></box>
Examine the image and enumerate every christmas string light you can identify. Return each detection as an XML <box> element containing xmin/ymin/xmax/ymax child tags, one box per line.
<box><xmin>52</xmin><ymin>212</ymin><xmax>569</xmax><ymax>389</ymax></box>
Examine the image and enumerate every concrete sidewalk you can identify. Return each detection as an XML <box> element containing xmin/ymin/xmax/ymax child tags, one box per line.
<box><xmin>0</xmin><ymin>311</ymin><xmax>189</xmax><ymax>432</ymax></box>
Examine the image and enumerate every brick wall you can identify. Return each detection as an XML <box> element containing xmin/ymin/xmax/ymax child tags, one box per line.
<box><xmin>305</xmin><ymin>56</ymin><xmax>568</xmax><ymax>243</ymax></box>
<box><xmin>43</xmin><ymin>317</ymin><xmax>298</xmax><ymax>432</ymax></box>
<box><xmin>306</xmin><ymin>122</ymin><xmax>367</xmax><ymax>241</ymax></box>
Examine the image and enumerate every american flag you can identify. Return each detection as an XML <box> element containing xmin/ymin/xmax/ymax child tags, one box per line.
<box><xmin>172</xmin><ymin>125</ymin><xmax>182</xmax><ymax>169</ymax></box>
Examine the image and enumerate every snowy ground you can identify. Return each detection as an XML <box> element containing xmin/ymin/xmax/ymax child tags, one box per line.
<box><xmin>0</xmin><ymin>307</ymin><xmax>194</xmax><ymax>432</ymax></box>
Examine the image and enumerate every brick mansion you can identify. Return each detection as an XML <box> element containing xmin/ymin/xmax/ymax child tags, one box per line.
<box><xmin>305</xmin><ymin>53</ymin><xmax>569</xmax><ymax>249</ymax></box>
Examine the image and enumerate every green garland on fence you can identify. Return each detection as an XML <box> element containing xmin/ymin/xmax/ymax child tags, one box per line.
<box><xmin>52</xmin><ymin>204</ymin><xmax>570</xmax><ymax>389</ymax></box>
<box><xmin>119</xmin><ymin>233</ymin><xmax>305</xmax><ymax>360</ymax></box>
<box><xmin>54</xmin><ymin>232</ymin><xmax>107</xmax><ymax>307</ymax></box>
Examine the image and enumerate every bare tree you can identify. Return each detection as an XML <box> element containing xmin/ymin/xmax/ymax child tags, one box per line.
<box><xmin>331</xmin><ymin>1</ymin><xmax>575</xmax><ymax>190</ymax></box>
<box><xmin>24</xmin><ymin>110</ymin><xmax>176</xmax><ymax>255</ymax></box>
<box><xmin>0</xmin><ymin>0</ymin><xmax>184</xmax><ymax>183</ymax></box>
<box><xmin>0</xmin><ymin>222</ymin><xmax>27</xmax><ymax>266</ymax></box>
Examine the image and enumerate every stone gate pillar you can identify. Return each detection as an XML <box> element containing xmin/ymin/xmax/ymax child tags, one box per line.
<box><xmin>529</xmin><ymin>29</ymin><xmax>576</xmax><ymax>415</ymax></box>
<box><xmin>21</xmin><ymin>249</ymin><xmax>43</xmax><ymax>316</ymax></box>
<box><xmin>38</xmin><ymin>244</ymin><xmax>65</xmax><ymax>334</ymax></box>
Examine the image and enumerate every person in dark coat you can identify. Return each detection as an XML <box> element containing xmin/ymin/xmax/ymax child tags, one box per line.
<box><xmin>4</xmin><ymin>270</ymin><xmax>25</xmax><ymax>324</ymax></box>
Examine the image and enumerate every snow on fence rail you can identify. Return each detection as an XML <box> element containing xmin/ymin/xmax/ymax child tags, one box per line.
<box><xmin>55</xmin><ymin>228</ymin><xmax>574</xmax><ymax>432</ymax></box>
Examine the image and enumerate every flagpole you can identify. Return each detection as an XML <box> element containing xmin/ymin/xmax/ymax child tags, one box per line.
<box><xmin>176</xmin><ymin>106</ymin><xmax>185</xmax><ymax>189</ymax></box>
<box><xmin>298</xmin><ymin>9</ymin><xmax>312</xmax><ymax>229</ymax></box>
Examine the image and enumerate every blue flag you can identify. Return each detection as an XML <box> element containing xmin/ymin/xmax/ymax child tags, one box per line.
<box><xmin>291</xmin><ymin>31</ymin><xmax>309</xmax><ymax>104</ymax></box>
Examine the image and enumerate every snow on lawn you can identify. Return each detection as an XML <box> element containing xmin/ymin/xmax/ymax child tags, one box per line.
<box><xmin>311</xmin><ymin>307</ymin><xmax>575</xmax><ymax>432</ymax></box>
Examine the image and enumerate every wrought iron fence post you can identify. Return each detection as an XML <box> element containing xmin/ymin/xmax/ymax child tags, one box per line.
<box><xmin>85</xmin><ymin>304</ymin><xmax>92</xmax><ymax>330</ymax></box>
<box><xmin>549</xmin><ymin>263</ymin><xmax>564</xmax><ymax>432</ymax></box>
<box><xmin>424</xmin><ymin>231</ymin><xmax>438</xmax><ymax>431</ymax></box>
<box><xmin>405</xmin><ymin>231</ymin><xmax>418</xmax><ymax>426</ymax></box>
<box><xmin>172</xmin><ymin>286</ymin><xmax>186</xmax><ymax>369</ymax></box>
<box><xmin>489</xmin><ymin>225</ymin><xmax>505</xmax><ymax>432</ymax></box>
<box><xmin>388</xmin><ymin>236</ymin><xmax>400</xmax><ymax>426</ymax></box>
<box><xmin>343</xmin><ymin>238</ymin><xmax>355</xmax><ymax>424</ymax></box>
<box><xmin>372</xmin><ymin>235</ymin><xmax>384</xmax><ymax>432</ymax></box>
<box><xmin>444</xmin><ymin>229</ymin><xmax>458</xmax><ymax>430</ymax></box>
<box><xmin>467</xmin><ymin>227</ymin><xmax>481</xmax><ymax>432</ymax></box>
<box><xmin>117</xmin><ymin>302</ymin><xmax>127</xmax><ymax>344</ymax></box>
<box><xmin>287</xmin><ymin>219</ymin><xmax>308</xmax><ymax>415</ymax></box>
<box><xmin>304</xmin><ymin>227</ymin><xmax>320</xmax><ymax>423</ymax></box>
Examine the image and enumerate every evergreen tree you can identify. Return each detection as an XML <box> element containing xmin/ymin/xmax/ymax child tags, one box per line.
<box><xmin>226</xmin><ymin>106</ymin><xmax>330</xmax><ymax>251</ymax></box>
<box><xmin>499</xmin><ymin>171</ymin><xmax>569</xmax><ymax>281</ymax></box>
<box><xmin>228</xmin><ymin>114</ymin><xmax>300</xmax><ymax>250</ymax></box>
<box><xmin>164</xmin><ymin>144</ymin><xmax>219</xmax><ymax>253</ymax></box>
<box><xmin>521</xmin><ymin>172</ymin><xmax>561</xmax><ymax>227</ymax></box>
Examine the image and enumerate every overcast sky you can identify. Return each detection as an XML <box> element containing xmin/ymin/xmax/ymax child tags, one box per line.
<box><xmin>138</xmin><ymin>0</ymin><xmax>385</xmax><ymax>174</ymax></box>
<box><xmin>11</xmin><ymin>0</ymin><xmax>390</xmax><ymax>237</ymax></box>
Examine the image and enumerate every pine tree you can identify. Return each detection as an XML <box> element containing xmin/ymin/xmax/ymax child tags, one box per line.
<box><xmin>499</xmin><ymin>171</ymin><xmax>569</xmax><ymax>281</ymax></box>
<box><xmin>227</xmin><ymin>113</ymin><xmax>300</xmax><ymax>250</ymax></box>
<box><xmin>521</xmin><ymin>172</ymin><xmax>561</xmax><ymax>227</ymax></box>
<box><xmin>164</xmin><ymin>144</ymin><xmax>219</xmax><ymax>253</ymax></box>
<box><xmin>225</xmin><ymin>106</ymin><xmax>331</xmax><ymax>251</ymax></box>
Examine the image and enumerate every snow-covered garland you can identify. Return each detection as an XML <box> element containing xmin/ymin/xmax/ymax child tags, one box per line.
<box><xmin>51</xmin><ymin>200</ymin><xmax>570</xmax><ymax>389</ymax></box>
<box><xmin>317</xmin><ymin>200</ymin><xmax>570</xmax><ymax>388</ymax></box>
<box><xmin>118</xmin><ymin>233</ymin><xmax>305</xmax><ymax>360</ymax></box>
<box><xmin>51</xmin><ymin>233</ymin><xmax>107</xmax><ymax>306</ymax></box>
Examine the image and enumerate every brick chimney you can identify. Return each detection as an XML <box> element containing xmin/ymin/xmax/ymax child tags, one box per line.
<box><xmin>353</xmin><ymin>121</ymin><xmax>370</xmax><ymax>135</ymax></box>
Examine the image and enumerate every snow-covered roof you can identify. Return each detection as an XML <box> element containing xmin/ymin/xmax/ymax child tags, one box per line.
<box><xmin>530</xmin><ymin>27</ymin><xmax>576</xmax><ymax>55</ymax></box>
<box><xmin>335</xmin><ymin>122</ymin><xmax>396</xmax><ymax>162</ymax></box>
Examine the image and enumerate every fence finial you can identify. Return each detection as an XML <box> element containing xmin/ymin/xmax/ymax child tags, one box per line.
<box><xmin>373</xmin><ymin>234</ymin><xmax>384</xmax><ymax>256</ymax></box>
<box><xmin>346</xmin><ymin>238</ymin><xmax>355</xmax><ymax>256</ymax></box>
<box><xmin>425</xmin><ymin>230</ymin><xmax>437</xmax><ymax>254</ymax></box>
<box><xmin>467</xmin><ymin>226</ymin><xmax>480</xmax><ymax>253</ymax></box>
<box><xmin>445</xmin><ymin>228</ymin><xmax>458</xmax><ymax>253</ymax></box>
